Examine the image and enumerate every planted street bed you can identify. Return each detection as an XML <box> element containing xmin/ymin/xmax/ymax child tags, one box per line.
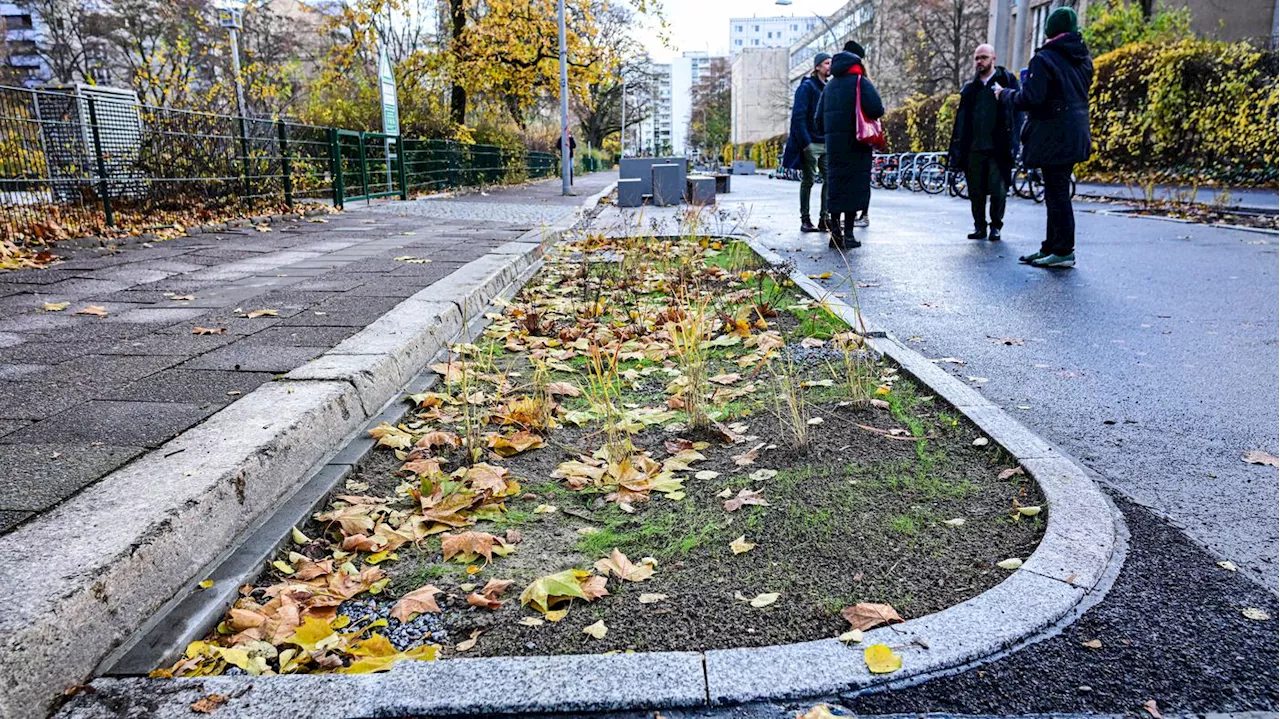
<box><xmin>158</xmin><ymin>228</ymin><xmax>1045</xmax><ymax>679</ymax></box>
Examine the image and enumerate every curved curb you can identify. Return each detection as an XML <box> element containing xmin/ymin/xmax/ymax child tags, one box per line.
<box><xmin>57</xmin><ymin>195</ymin><xmax>1119</xmax><ymax>719</ymax></box>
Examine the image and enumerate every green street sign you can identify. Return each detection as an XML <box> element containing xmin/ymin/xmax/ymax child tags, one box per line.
<box><xmin>378</xmin><ymin>48</ymin><xmax>399</xmax><ymax>136</ymax></box>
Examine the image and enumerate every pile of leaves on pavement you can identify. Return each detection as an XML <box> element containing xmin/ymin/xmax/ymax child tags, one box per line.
<box><xmin>158</xmin><ymin>229</ymin><xmax>1044</xmax><ymax>679</ymax></box>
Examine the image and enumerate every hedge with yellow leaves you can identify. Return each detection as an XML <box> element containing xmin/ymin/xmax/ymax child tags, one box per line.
<box><xmin>1080</xmin><ymin>39</ymin><xmax>1278</xmax><ymax>186</ymax></box>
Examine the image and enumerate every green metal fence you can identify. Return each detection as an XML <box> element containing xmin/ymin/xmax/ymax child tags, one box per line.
<box><xmin>0</xmin><ymin>84</ymin><xmax>560</xmax><ymax>242</ymax></box>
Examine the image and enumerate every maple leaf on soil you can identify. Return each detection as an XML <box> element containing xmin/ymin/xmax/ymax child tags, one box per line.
<box><xmin>441</xmin><ymin>531</ymin><xmax>510</xmax><ymax>563</ymax></box>
<box><xmin>390</xmin><ymin>585</ymin><xmax>443</xmax><ymax>622</ymax></box>
<box><xmin>368</xmin><ymin>423</ymin><xmax>412</xmax><ymax>450</ymax></box>
<box><xmin>486</xmin><ymin>430</ymin><xmax>545</xmax><ymax>457</ymax></box>
<box><xmin>840</xmin><ymin>602</ymin><xmax>903</xmax><ymax>631</ymax></box>
<box><xmin>594</xmin><ymin>548</ymin><xmax>655</xmax><ymax>582</ymax></box>
<box><xmin>519</xmin><ymin>569</ymin><xmax>607</xmax><ymax>613</ymax></box>
<box><xmin>723</xmin><ymin>488</ymin><xmax>768</xmax><ymax>512</ymax></box>
<box><xmin>466</xmin><ymin>578</ymin><xmax>514</xmax><ymax>610</ymax></box>
<box><xmin>415</xmin><ymin>431</ymin><xmax>460</xmax><ymax>450</ymax></box>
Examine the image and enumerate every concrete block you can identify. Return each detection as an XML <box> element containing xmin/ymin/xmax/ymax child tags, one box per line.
<box><xmin>618</xmin><ymin>178</ymin><xmax>644</xmax><ymax>207</ymax></box>
<box><xmin>732</xmin><ymin>160</ymin><xmax>756</xmax><ymax>175</ymax></box>
<box><xmin>955</xmin><ymin>404</ymin><xmax>1060</xmax><ymax>459</ymax></box>
<box><xmin>619</xmin><ymin>157</ymin><xmax>660</xmax><ymax>195</ymax></box>
<box><xmin>866</xmin><ymin>336</ymin><xmax>994</xmax><ymax>408</ymax></box>
<box><xmin>652</xmin><ymin>164</ymin><xmax>683</xmax><ymax>207</ymax></box>
<box><xmin>0</xmin><ymin>380</ymin><xmax>364</xmax><ymax>719</ymax></box>
<box><xmin>285</xmin><ymin>352</ymin><xmax>405</xmax><ymax>416</ymax></box>
<box><xmin>714</xmin><ymin>173</ymin><xmax>732</xmax><ymax>193</ymax></box>
<box><xmin>327</xmin><ymin>299</ymin><xmax>461</xmax><ymax>387</ymax></box>
<box><xmin>1020</xmin><ymin>456</ymin><xmax>1117</xmax><ymax>590</ymax></box>
<box><xmin>705</xmin><ymin>639</ymin><xmax>863</xmax><ymax>705</ymax></box>
<box><xmin>686</xmin><ymin>176</ymin><xmax>716</xmax><ymax>205</ymax></box>
<box><xmin>377</xmin><ymin>651</ymin><xmax>708</xmax><ymax>715</ymax></box>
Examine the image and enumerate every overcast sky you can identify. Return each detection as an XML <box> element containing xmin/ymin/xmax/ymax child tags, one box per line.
<box><xmin>632</xmin><ymin>0</ymin><xmax>848</xmax><ymax>62</ymax></box>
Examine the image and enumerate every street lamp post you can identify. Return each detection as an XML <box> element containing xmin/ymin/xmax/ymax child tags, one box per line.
<box><xmin>557</xmin><ymin>0</ymin><xmax>572</xmax><ymax>195</ymax></box>
<box><xmin>775</xmin><ymin>0</ymin><xmax>840</xmax><ymax>49</ymax></box>
<box><xmin>620</xmin><ymin>80</ymin><xmax>626</xmax><ymax>158</ymax></box>
<box><xmin>216</xmin><ymin>6</ymin><xmax>248</xmax><ymax>119</ymax></box>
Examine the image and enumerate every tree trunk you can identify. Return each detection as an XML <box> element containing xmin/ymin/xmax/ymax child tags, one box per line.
<box><xmin>449</xmin><ymin>0</ymin><xmax>467</xmax><ymax>126</ymax></box>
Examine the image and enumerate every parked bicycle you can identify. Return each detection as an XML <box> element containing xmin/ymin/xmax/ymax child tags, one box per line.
<box><xmin>1012</xmin><ymin>164</ymin><xmax>1077</xmax><ymax>203</ymax></box>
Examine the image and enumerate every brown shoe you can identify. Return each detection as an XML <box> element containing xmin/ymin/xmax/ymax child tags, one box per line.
<box><xmin>801</xmin><ymin>219</ymin><xmax>820</xmax><ymax>233</ymax></box>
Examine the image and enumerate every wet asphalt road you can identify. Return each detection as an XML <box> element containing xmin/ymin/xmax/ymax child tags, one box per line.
<box><xmin>732</xmin><ymin>176</ymin><xmax>1280</xmax><ymax>592</ymax></box>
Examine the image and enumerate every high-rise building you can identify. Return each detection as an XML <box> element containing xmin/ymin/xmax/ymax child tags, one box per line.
<box><xmin>629</xmin><ymin>60</ymin><xmax>672</xmax><ymax>156</ymax></box>
<box><xmin>670</xmin><ymin>51</ymin><xmax>725</xmax><ymax>157</ymax></box>
<box><xmin>730</xmin><ymin>15</ymin><xmax>820</xmax><ymax>56</ymax></box>
<box><xmin>1</xmin><ymin>3</ymin><xmax>51</xmax><ymax>86</ymax></box>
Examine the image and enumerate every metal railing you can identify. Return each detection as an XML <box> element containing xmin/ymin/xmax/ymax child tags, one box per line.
<box><xmin>0</xmin><ymin>84</ymin><xmax>560</xmax><ymax>242</ymax></box>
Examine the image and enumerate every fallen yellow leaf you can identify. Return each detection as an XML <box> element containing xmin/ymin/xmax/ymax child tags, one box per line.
<box><xmin>729</xmin><ymin>535</ymin><xmax>756</xmax><ymax>555</ymax></box>
<box><xmin>864</xmin><ymin>644</ymin><xmax>902</xmax><ymax>674</ymax></box>
<box><xmin>197</xmin><ymin>579</ymin><xmax>214</xmax><ymax>590</ymax></box>
<box><xmin>749</xmin><ymin>592</ymin><xmax>779</xmax><ymax>608</ymax></box>
<box><xmin>582</xmin><ymin>620</ymin><xmax>608</xmax><ymax>639</ymax></box>
<box><xmin>76</xmin><ymin>305</ymin><xmax>108</xmax><ymax>317</ymax></box>
<box><xmin>42</xmin><ymin>302</ymin><xmax>70</xmax><ymax>312</ymax></box>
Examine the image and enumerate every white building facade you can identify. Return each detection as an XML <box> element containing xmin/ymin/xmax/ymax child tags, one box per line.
<box><xmin>730</xmin><ymin>15</ymin><xmax>820</xmax><ymax>56</ymax></box>
<box><xmin>629</xmin><ymin>61</ymin><xmax>673</xmax><ymax>156</ymax></box>
<box><xmin>2</xmin><ymin>2</ymin><xmax>51</xmax><ymax>86</ymax></box>
<box><xmin>670</xmin><ymin>51</ymin><xmax>724</xmax><ymax>158</ymax></box>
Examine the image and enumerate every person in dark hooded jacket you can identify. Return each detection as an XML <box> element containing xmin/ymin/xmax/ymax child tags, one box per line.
<box><xmin>996</xmin><ymin>7</ymin><xmax>1093</xmax><ymax>268</ymax></box>
<box><xmin>815</xmin><ymin>51</ymin><xmax>884</xmax><ymax>249</ymax></box>
<box><xmin>781</xmin><ymin>53</ymin><xmax>832</xmax><ymax>233</ymax></box>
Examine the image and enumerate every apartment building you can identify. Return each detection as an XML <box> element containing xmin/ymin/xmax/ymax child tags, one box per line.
<box><xmin>730</xmin><ymin>15</ymin><xmax>820</xmax><ymax>56</ymax></box>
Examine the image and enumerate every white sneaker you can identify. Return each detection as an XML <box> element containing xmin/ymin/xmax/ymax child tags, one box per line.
<box><xmin>854</xmin><ymin>216</ymin><xmax>870</xmax><ymax>228</ymax></box>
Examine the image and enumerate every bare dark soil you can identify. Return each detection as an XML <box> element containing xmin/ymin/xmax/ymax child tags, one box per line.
<box><xmin>325</xmin><ymin>376</ymin><xmax>1044</xmax><ymax>658</ymax></box>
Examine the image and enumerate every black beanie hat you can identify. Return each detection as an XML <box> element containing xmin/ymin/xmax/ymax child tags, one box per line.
<box><xmin>1044</xmin><ymin>7</ymin><xmax>1078</xmax><ymax>37</ymax></box>
<box><xmin>843</xmin><ymin>40</ymin><xmax>866</xmax><ymax>58</ymax></box>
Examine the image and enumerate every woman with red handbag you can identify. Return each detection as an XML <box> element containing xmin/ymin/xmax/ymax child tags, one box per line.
<box><xmin>815</xmin><ymin>51</ymin><xmax>885</xmax><ymax>249</ymax></box>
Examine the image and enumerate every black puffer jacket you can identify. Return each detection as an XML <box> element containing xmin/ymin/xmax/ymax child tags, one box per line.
<box><xmin>1002</xmin><ymin>32</ymin><xmax>1093</xmax><ymax>168</ymax></box>
<box><xmin>815</xmin><ymin>52</ymin><xmax>885</xmax><ymax>213</ymax></box>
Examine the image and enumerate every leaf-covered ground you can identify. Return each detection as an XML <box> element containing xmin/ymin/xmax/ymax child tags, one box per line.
<box><xmin>158</xmin><ymin>230</ymin><xmax>1044</xmax><ymax>678</ymax></box>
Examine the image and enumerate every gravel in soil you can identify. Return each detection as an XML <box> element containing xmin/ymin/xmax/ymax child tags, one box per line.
<box><xmin>836</xmin><ymin>494</ymin><xmax>1279</xmax><ymax>715</ymax></box>
<box><xmin>327</xmin><ymin>372</ymin><xmax>1043</xmax><ymax>657</ymax></box>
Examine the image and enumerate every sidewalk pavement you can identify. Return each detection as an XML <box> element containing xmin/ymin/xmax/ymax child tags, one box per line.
<box><xmin>0</xmin><ymin>171</ymin><xmax>616</xmax><ymax>536</ymax></box>
<box><xmin>1073</xmin><ymin>181</ymin><xmax>1277</xmax><ymax>212</ymax></box>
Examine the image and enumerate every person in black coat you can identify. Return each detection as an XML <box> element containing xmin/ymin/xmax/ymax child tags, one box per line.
<box><xmin>781</xmin><ymin>54</ymin><xmax>833</xmax><ymax>232</ymax></box>
<box><xmin>555</xmin><ymin>133</ymin><xmax>577</xmax><ymax>185</ymax></box>
<box><xmin>948</xmin><ymin>44</ymin><xmax>1021</xmax><ymax>242</ymax></box>
<box><xmin>996</xmin><ymin>7</ymin><xmax>1093</xmax><ymax>268</ymax></box>
<box><xmin>815</xmin><ymin>51</ymin><xmax>884</xmax><ymax>249</ymax></box>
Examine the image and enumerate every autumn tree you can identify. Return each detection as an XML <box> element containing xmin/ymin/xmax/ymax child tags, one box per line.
<box><xmin>687</xmin><ymin>57</ymin><xmax>730</xmax><ymax>157</ymax></box>
<box><xmin>874</xmin><ymin>0</ymin><xmax>987</xmax><ymax>104</ymax></box>
<box><xmin>571</xmin><ymin>0</ymin><xmax>654</xmax><ymax>149</ymax></box>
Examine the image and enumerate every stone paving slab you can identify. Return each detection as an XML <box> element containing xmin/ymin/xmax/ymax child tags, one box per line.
<box><xmin>3</xmin><ymin>400</ymin><xmax>222</xmax><ymax>448</ymax></box>
<box><xmin>0</xmin><ymin>443</ymin><xmax>144</xmax><ymax>511</ymax></box>
<box><xmin>93</xmin><ymin>369</ymin><xmax>276</xmax><ymax>404</ymax></box>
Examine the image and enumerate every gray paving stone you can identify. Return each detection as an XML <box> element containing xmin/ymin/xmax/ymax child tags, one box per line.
<box><xmin>0</xmin><ymin>340</ymin><xmax>118</xmax><ymax>364</ymax></box>
<box><xmin>0</xmin><ymin>510</ymin><xmax>31</xmax><ymax>533</ymax></box>
<box><xmin>0</xmin><ymin>443</ymin><xmax>145</xmax><ymax>511</ymax></box>
<box><xmin>0</xmin><ymin>382</ymin><xmax>83</xmax><ymax>419</ymax></box>
<box><xmin>24</xmin><ymin>278</ymin><xmax>131</xmax><ymax>301</ymax></box>
<box><xmin>101</xmin><ymin>308</ymin><xmax>208</xmax><ymax>325</ymax></box>
<box><xmin>0</xmin><ymin>269</ymin><xmax>82</xmax><ymax>286</ymax></box>
<box><xmin>39</xmin><ymin>354</ymin><xmax>183</xmax><ymax>387</ymax></box>
<box><xmin>0</xmin><ymin>363</ymin><xmax>46</xmax><ymax>380</ymax></box>
<box><xmin>181</xmin><ymin>343</ymin><xmax>328</xmax><ymax>372</ymax></box>
<box><xmin>0</xmin><ymin>312</ymin><xmax>92</xmax><ymax>334</ymax></box>
<box><xmin>79</xmin><ymin>267</ymin><xmax>173</xmax><ymax>285</ymax></box>
<box><xmin>2</xmin><ymin>401</ymin><xmax>220</xmax><ymax>448</ymax></box>
<box><xmin>280</xmin><ymin>297</ymin><xmax>403</xmax><ymax>327</ymax></box>
<box><xmin>25</xmin><ymin>321</ymin><xmax>158</xmax><ymax>344</ymax></box>
<box><xmin>286</xmin><ymin>276</ymin><xmax>367</xmax><ymax>292</ymax></box>
<box><xmin>99</xmin><ymin>331</ymin><xmax>235</xmax><ymax>357</ymax></box>
<box><xmin>344</xmin><ymin>277</ymin><xmax>458</xmax><ymax>297</ymax></box>
<box><xmin>94</xmin><ymin>369</ymin><xmax>274</xmax><ymax>404</ymax></box>
<box><xmin>238</xmin><ymin>325</ymin><xmax>358</xmax><ymax>348</ymax></box>
<box><xmin>0</xmin><ymin>419</ymin><xmax>29</xmax><ymax>438</ymax></box>
<box><xmin>155</xmin><ymin>314</ymin><xmax>282</xmax><ymax>336</ymax></box>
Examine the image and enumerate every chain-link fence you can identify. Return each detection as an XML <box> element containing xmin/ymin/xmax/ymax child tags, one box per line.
<box><xmin>1</xmin><ymin>84</ymin><xmax>562</xmax><ymax>243</ymax></box>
